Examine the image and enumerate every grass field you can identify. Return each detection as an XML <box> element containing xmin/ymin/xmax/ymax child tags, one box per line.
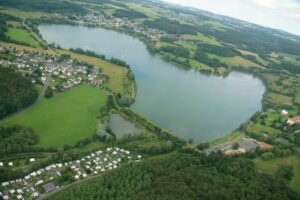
<box><xmin>0</xmin><ymin>6</ymin><xmax>52</xmax><ymax>19</ymax></box>
<box><xmin>210</xmin><ymin>130</ymin><xmax>242</xmax><ymax>146</ymax></box>
<box><xmin>266</xmin><ymin>92</ymin><xmax>293</xmax><ymax>107</ymax></box>
<box><xmin>295</xmin><ymin>93</ymin><xmax>300</xmax><ymax>104</ymax></box>
<box><xmin>0</xmin><ymin>85</ymin><xmax>108</xmax><ymax>148</ymax></box>
<box><xmin>5</xmin><ymin>27</ymin><xmax>42</xmax><ymax>48</ymax></box>
<box><xmin>128</xmin><ymin>3</ymin><xmax>158</xmax><ymax>19</ymax></box>
<box><xmin>248</xmin><ymin>123</ymin><xmax>281</xmax><ymax>136</ymax></box>
<box><xmin>180</xmin><ymin>33</ymin><xmax>222</xmax><ymax>46</ymax></box>
<box><xmin>0</xmin><ymin>42</ymin><xmax>55</xmax><ymax>54</ymax></box>
<box><xmin>256</xmin><ymin>156</ymin><xmax>300</xmax><ymax>194</ymax></box>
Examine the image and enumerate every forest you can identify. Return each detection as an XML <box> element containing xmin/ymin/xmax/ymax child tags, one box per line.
<box><xmin>144</xmin><ymin>18</ymin><xmax>200</xmax><ymax>35</ymax></box>
<box><xmin>0</xmin><ymin>125</ymin><xmax>39</xmax><ymax>155</ymax></box>
<box><xmin>159</xmin><ymin>45</ymin><xmax>190</xmax><ymax>58</ymax></box>
<box><xmin>48</xmin><ymin>150</ymin><xmax>300</xmax><ymax>200</ymax></box>
<box><xmin>0</xmin><ymin>68</ymin><xmax>38</xmax><ymax>119</ymax></box>
<box><xmin>113</xmin><ymin>9</ymin><xmax>147</xmax><ymax>19</ymax></box>
<box><xmin>0</xmin><ymin>0</ymin><xmax>86</xmax><ymax>14</ymax></box>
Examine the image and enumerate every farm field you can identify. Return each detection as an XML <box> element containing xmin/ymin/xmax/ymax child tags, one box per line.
<box><xmin>5</xmin><ymin>27</ymin><xmax>42</xmax><ymax>48</ymax></box>
<box><xmin>256</xmin><ymin>156</ymin><xmax>300</xmax><ymax>194</ymax></box>
<box><xmin>0</xmin><ymin>85</ymin><xmax>108</xmax><ymax>148</ymax></box>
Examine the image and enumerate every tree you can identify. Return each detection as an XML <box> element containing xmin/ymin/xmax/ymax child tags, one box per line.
<box><xmin>45</xmin><ymin>87</ymin><xmax>53</xmax><ymax>98</ymax></box>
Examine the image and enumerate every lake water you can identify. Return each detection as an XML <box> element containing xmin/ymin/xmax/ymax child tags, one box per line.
<box><xmin>39</xmin><ymin>25</ymin><xmax>265</xmax><ymax>144</ymax></box>
<box><xmin>109</xmin><ymin>114</ymin><xmax>141</xmax><ymax>139</ymax></box>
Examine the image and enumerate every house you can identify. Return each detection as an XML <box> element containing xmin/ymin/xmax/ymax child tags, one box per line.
<box><xmin>224</xmin><ymin>149</ymin><xmax>244</xmax><ymax>155</ymax></box>
<box><xmin>281</xmin><ymin>109</ymin><xmax>288</xmax><ymax>116</ymax></box>
<box><xmin>35</xmin><ymin>180</ymin><xmax>44</xmax><ymax>186</ymax></box>
<box><xmin>2</xmin><ymin>182</ymin><xmax>9</xmax><ymax>187</ymax></box>
<box><xmin>257</xmin><ymin>141</ymin><xmax>272</xmax><ymax>150</ymax></box>
<box><xmin>0</xmin><ymin>162</ymin><xmax>3</xmax><ymax>167</ymax></box>
<box><xmin>17</xmin><ymin>189</ymin><xmax>23</xmax><ymax>194</ymax></box>
<box><xmin>29</xmin><ymin>158</ymin><xmax>35</xmax><ymax>162</ymax></box>
<box><xmin>17</xmin><ymin>194</ymin><xmax>23</xmax><ymax>200</ymax></box>
<box><xmin>287</xmin><ymin>116</ymin><xmax>300</xmax><ymax>125</ymax></box>
<box><xmin>32</xmin><ymin>192</ymin><xmax>39</xmax><ymax>198</ymax></box>
<box><xmin>8</xmin><ymin>162</ymin><xmax>13</xmax><ymax>166</ymax></box>
<box><xmin>42</xmin><ymin>182</ymin><xmax>56</xmax><ymax>193</ymax></box>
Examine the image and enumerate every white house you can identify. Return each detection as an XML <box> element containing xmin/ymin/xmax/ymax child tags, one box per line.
<box><xmin>17</xmin><ymin>189</ymin><xmax>23</xmax><ymax>194</ymax></box>
<box><xmin>35</xmin><ymin>180</ymin><xmax>44</xmax><ymax>186</ymax></box>
<box><xmin>1</xmin><ymin>182</ymin><xmax>9</xmax><ymax>187</ymax></box>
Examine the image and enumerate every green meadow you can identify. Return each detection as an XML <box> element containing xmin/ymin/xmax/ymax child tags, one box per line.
<box><xmin>5</xmin><ymin>27</ymin><xmax>42</xmax><ymax>48</ymax></box>
<box><xmin>0</xmin><ymin>85</ymin><xmax>108</xmax><ymax>148</ymax></box>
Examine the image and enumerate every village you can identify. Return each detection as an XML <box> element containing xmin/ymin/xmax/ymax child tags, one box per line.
<box><xmin>72</xmin><ymin>13</ymin><xmax>167</xmax><ymax>40</ymax></box>
<box><xmin>0</xmin><ymin>147</ymin><xmax>142</xmax><ymax>200</ymax></box>
<box><xmin>209</xmin><ymin>109</ymin><xmax>300</xmax><ymax>156</ymax></box>
<box><xmin>0</xmin><ymin>46</ymin><xmax>103</xmax><ymax>92</ymax></box>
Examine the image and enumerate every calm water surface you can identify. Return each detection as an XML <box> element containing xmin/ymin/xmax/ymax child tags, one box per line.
<box><xmin>109</xmin><ymin>114</ymin><xmax>141</xmax><ymax>139</ymax></box>
<box><xmin>39</xmin><ymin>25</ymin><xmax>265</xmax><ymax>143</ymax></box>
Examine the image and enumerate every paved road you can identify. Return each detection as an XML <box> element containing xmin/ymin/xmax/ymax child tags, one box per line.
<box><xmin>38</xmin><ymin>72</ymin><xmax>52</xmax><ymax>101</ymax></box>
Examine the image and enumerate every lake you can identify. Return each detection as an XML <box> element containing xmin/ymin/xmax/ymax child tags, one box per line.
<box><xmin>109</xmin><ymin>114</ymin><xmax>141</xmax><ymax>139</ymax></box>
<box><xmin>39</xmin><ymin>25</ymin><xmax>265</xmax><ymax>144</ymax></box>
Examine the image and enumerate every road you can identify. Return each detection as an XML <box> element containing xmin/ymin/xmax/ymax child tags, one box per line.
<box><xmin>38</xmin><ymin>72</ymin><xmax>52</xmax><ymax>101</ymax></box>
<box><xmin>39</xmin><ymin>174</ymin><xmax>103</xmax><ymax>200</ymax></box>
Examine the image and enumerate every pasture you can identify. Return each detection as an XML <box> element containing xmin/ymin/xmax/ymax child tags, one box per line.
<box><xmin>5</xmin><ymin>27</ymin><xmax>42</xmax><ymax>48</ymax></box>
<box><xmin>0</xmin><ymin>85</ymin><xmax>108</xmax><ymax>148</ymax></box>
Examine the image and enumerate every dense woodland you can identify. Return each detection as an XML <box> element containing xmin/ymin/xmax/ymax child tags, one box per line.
<box><xmin>113</xmin><ymin>9</ymin><xmax>147</xmax><ymax>19</ymax></box>
<box><xmin>0</xmin><ymin>68</ymin><xmax>38</xmax><ymax>119</ymax></box>
<box><xmin>144</xmin><ymin>18</ymin><xmax>200</xmax><ymax>35</ymax></box>
<box><xmin>0</xmin><ymin>125</ymin><xmax>39</xmax><ymax>155</ymax></box>
<box><xmin>0</xmin><ymin>0</ymin><xmax>86</xmax><ymax>14</ymax></box>
<box><xmin>0</xmin><ymin>13</ymin><xmax>21</xmax><ymax>42</ymax></box>
<box><xmin>48</xmin><ymin>151</ymin><xmax>300</xmax><ymax>200</ymax></box>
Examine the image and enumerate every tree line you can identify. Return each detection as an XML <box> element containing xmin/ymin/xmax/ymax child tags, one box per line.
<box><xmin>48</xmin><ymin>150</ymin><xmax>299</xmax><ymax>200</ymax></box>
<box><xmin>0</xmin><ymin>68</ymin><xmax>38</xmax><ymax>119</ymax></box>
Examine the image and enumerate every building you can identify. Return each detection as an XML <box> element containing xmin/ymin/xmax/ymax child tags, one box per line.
<box><xmin>224</xmin><ymin>149</ymin><xmax>244</xmax><ymax>155</ymax></box>
<box><xmin>287</xmin><ymin>116</ymin><xmax>300</xmax><ymax>125</ymax></box>
<box><xmin>257</xmin><ymin>141</ymin><xmax>272</xmax><ymax>150</ymax></box>
<box><xmin>280</xmin><ymin>109</ymin><xmax>288</xmax><ymax>116</ymax></box>
<box><xmin>92</xmin><ymin>79</ymin><xmax>103</xmax><ymax>87</ymax></box>
<box><xmin>42</xmin><ymin>182</ymin><xmax>56</xmax><ymax>193</ymax></box>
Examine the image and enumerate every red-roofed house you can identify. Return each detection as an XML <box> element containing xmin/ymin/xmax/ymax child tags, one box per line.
<box><xmin>287</xmin><ymin>116</ymin><xmax>300</xmax><ymax>125</ymax></box>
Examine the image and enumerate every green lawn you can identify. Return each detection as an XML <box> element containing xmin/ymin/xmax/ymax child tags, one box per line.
<box><xmin>266</xmin><ymin>92</ymin><xmax>293</xmax><ymax>107</ymax></box>
<box><xmin>5</xmin><ymin>27</ymin><xmax>42</xmax><ymax>48</ymax></box>
<box><xmin>0</xmin><ymin>85</ymin><xmax>108</xmax><ymax>148</ymax></box>
<box><xmin>256</xmin><ymin>156</ymin><xmax>300</xmax><ymax>194</ymax></box>
<box><xmin>210</xmin><ymin>130</ymin><xmax>242</xmax><ymax>146</ymax></box>
<box><xmin>295</xmin><ymin>92</ymin><xmax>300</xmax><ymax>105</ymax></box>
